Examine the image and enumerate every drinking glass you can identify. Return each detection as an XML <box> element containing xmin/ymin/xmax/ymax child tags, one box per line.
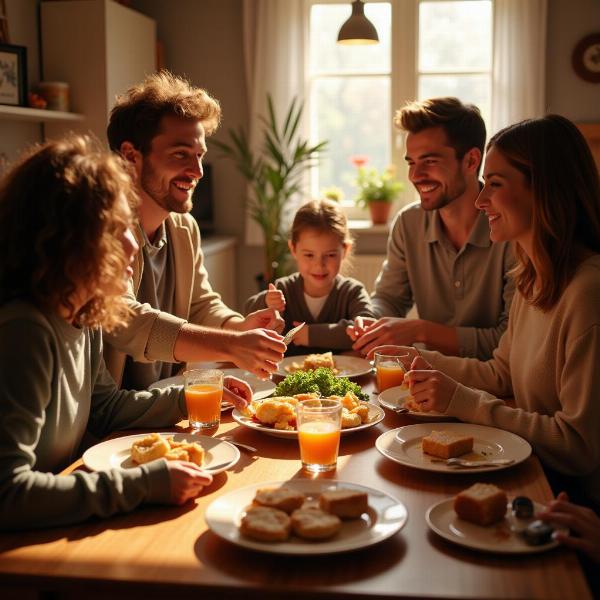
<box><xmin>297</xmin><ymin>398</ymin><xmax>342</xmax><ymax>473</ymax></box>
<box><xmin>183</xmin><ymin>368</ymin><xmax>223</xmax><ymax>430</ymax></box>
<box><xmin>374</xmin><ymin>348</ymin><xmax>409</xmax><ymax>392</ymax></box>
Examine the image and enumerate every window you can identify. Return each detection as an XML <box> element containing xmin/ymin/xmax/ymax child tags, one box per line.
<box><xmin>307</xmin><ymin>0</ymin><xmax>493</xmax><ymax>212</ymax></box>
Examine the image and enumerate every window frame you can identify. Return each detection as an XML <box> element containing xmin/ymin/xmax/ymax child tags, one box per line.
<box><xmin>305</xmin><ymin>0</ymin><xmax>492</xmax><ymax>218</ymax></box>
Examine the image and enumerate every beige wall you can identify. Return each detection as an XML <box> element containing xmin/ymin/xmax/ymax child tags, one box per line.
<box><xmin>546</xmin><ymin>0</ymin><xmax>600</xmax><ymax>122</ymax></box>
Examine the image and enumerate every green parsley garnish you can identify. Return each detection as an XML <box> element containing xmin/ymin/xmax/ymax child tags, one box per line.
<box><xmin>274</xmin><ymin>367</ymin><xmax>368</xmax><ymax>401</ymax></box>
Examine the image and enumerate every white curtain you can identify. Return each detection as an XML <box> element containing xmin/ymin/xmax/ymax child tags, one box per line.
<box><xmin>242</xmin><ymin>0</ymin><xmax>308</xmax><ymax>245</ymax></box>
<box><xmin>491</xmin><ymin>0</ymin><xmax>548</xmax><ymax>134</ymax></box>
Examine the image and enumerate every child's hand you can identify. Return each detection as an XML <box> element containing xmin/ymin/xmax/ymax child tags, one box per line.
<box><xmin>266</xmin><ymin>283</ymin><xmax>286</xmax><ymax>312</ymax></box>
<box><xmin>291</xmin><ymin>321</ymin><xmax>309</xmax><ymax>346</ymax></box>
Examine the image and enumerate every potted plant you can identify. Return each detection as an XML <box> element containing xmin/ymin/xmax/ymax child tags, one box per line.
<box><xmin>212</xmin><ymin>95</ymin><xmax>327</xmax><ymax>285</ymax></box>
<box><xmin>351</xmin><ymin>155</ymin><xmax>404</xmax><ymax>225</ymax></box>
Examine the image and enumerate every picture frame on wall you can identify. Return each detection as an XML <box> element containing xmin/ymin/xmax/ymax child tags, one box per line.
<box><xmin>0</xmin><ymin>43</ymin><xmax>27</xmax><ymax>106</ymax></box>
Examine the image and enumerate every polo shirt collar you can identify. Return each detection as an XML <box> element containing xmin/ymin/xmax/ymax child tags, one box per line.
<box><xmin>424</xmin><ymin>208</ymin><xmax>491</xmax><ymax>249</ymax></box>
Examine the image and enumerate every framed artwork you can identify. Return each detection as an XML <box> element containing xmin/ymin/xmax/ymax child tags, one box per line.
<box><xmin>0</xmin><ymin>43</ymin><xmax>27</xmax><ymax>106</ymax></box>
<box><xmin>572</xmin><ymin>32</ymin><xmax>600</xmax><ymax>84</ymax></box>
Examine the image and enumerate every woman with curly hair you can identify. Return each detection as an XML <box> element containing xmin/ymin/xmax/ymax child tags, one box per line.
<box><xmin>0</xmin><ymin>135</ymin><xmax>245</xmax><ymax>530</ymax></box>
<box><xmin>377</xmin><ymin>115</ymin><xmax>600</xmax><ymax>510</ymax></box>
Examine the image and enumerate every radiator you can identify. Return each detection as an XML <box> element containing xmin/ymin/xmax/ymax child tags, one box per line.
<box><xmin>347</xmin><ymin>255</ymin><xmax>386</xmax><ymax>293</ymax></box>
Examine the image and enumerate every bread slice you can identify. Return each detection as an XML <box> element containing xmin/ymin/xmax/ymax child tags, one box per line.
<box><xmin>454</xmin><ymin>483</ymin><xmax>508</xmax><ymax>526</ymax></box>
<box><xmin>319</xmin><ymin>489</ymin><xmax>369</xmax><ymax>519</ymax></box>
<box><xmin>422</xmin><ymin>430</ymin><xmax>474</xmax><ymax>459</ymax></box>
<box><xmin>254</xmin><ymin>487</ymin><xmax>306</xmax><ymax>514</ymax></box>
<box><xmin>291</xmin><ymin>508</ymin><xmax>341</xmax><ymax>540</ymax></box>
<box><xmin>240</xmin><ymin>506</ymin><xmax>291</xmax><ymax>542</ymax></box>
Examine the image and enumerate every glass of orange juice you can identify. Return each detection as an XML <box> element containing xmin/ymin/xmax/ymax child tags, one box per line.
<box><xmin>297</xmin><ymin>399</ymin><xmax>342</xmax><ymax>473</ymax></box>
<box><xmin>183</xmin><ymin>368</ymin><xmax>223</xmax><ymax>430</ymax></box>
<box><xmin>374</xmin><ymin>349</ymin><xmax>409</xmax><ymax>392</ymax></box>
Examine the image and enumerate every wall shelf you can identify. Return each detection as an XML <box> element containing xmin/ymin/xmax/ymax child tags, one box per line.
<box><xmin>0</xmin><ymin>105</ymin><xmax>84</xmax><ymax>123</ymax></box>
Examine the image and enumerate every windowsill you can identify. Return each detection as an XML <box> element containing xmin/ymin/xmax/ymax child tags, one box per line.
<box><xmin>348</xmin><ymin>220</ymin><xmax>389</xmax><ymax>254</ymax></box>
<box><xmin>348</xmin><ymin>219</ymin><xmax>390</xmax><ymax>234</ymax></box>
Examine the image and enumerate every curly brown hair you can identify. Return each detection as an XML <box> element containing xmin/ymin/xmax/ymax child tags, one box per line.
<box><xmin>0</xmin><ymin>135</ymin><xmax>138</xmax><ymax>331</ymax></box>
<box><xmin>487</xmin><ymin>115</ymin><xmax>600</xmax><ymax>310</ymax></box>
<box><xmin>107</xmin><ymin>70</ymin><xmax>221</xmax><ymax>154</ymax></box>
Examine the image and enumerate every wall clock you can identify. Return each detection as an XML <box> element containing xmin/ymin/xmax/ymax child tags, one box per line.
<box><xmin>572</xmin><ymin>32</ymin><xmax>600</xmax><ymax>83</ymax></box>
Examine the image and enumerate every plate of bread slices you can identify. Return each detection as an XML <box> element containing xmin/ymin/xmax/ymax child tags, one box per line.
<box><xmin>231</xmin><ymin>393</ymin><xmax>385</xmax><ymax>439</ymax></box>
<box><xmin>205</xmin><ymin>479</ymin><xmax>407</xmax><ymax>554</ymax></box>
<box><xmin>276</xmin><ymin>352</ymin><xmax>372</xmax><ymax>378</ymax></box>
<box><xmin>82</xmin><ymin>432</ymin><xmax>240</xmax><ymax>474</ymax></box>
<box><xmin>426</xmin><ymin>483</ymin><xmax>567</xmax><ymax>553</ymax></box>
<box><xmin>375</xmin><ymin>423</ymin><xmax>531</xmax><ymax>473</ymax></box>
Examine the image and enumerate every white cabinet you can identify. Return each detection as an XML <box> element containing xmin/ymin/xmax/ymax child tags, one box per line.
<box><xmin>41</xmin><ymin>0</ymin><xmax>156</xmax><ymax>144</ymax></box>
<box><xmin>202</xmin><ymin>236</ymin><xmax>238</xmax><ymax>310</ymax></box>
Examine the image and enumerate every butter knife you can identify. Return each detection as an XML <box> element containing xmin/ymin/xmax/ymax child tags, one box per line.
<box><xmin>283</xmin><ymin>322</ymin><xmax>306</xmax><ymax>346</ymax></box>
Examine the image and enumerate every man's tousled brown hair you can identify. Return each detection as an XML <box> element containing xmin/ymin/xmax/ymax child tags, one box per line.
<box><xmin>395</xmin><ymin>97</ymin><xmax>486</xmax><ymax>171</ymax></box>
<box><xmin>488</xmin><ymin>114</ymin><xmax>600</xmax><ymax>310</ymax></box>
<box><xmin>0</xmin><ymin>135</ymin><xmax>138</xmax><ymax>330</ymax></box>
<box><xmin>107</xmin><ymin>70</ymin><xmax>221</xmax><ymax>154</ymax></box>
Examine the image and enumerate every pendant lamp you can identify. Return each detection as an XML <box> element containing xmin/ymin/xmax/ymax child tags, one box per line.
<box><xmin>337</xmin><ymin>0</ymin><xmax>379</xmax><ymax>45</ymax></box>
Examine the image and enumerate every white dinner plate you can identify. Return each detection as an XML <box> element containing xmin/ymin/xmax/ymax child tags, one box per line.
<box><xmin>375</xmin><ymin>423</ymin><xmax>531</xmax><ymax>473</ymax></box>
<box><xmin>276</xmin><ymin>355</ymin><xmax>372</xmax><ymax>379</ymax></box>
<box><xmin>231</xmin><ymin>402</ymin><xmax>385</xmax><ymax>439</ymax></box>
<box><xmin>82</xmin><ymin>432</ymin><xmax>240</xmax><ymax>475</ymax></box>
<box><xmin>205</xmin><ymin>479</ymin><xmax>407</xmax><ymax>555</ymax></box>
<box><xmin>149</xmin><ymin>368</ymin><xmax>277</xmax><ymax>410</ymax></box>
<box><xmin>426</xmin><ymin>497</ymin><xmax>565</xmax><ymax>554</ymax></box>
<box><xmin>377</xmin><ymin>386</ymin><xmax>452</xmax><ymax>421</ymax></box>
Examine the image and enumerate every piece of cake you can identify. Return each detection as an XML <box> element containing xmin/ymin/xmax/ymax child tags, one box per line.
<box><xmin>319</xmin><ymin>489</ymin><xmax>369</xmax><ymax>519</ymax></box>
<box><xmin>422</xmin><ymin>430</ymin><xmax>474</xmax><ymax>459</ymax></box>
<box><xmin>454</xmin><ymin>483</ymin><xmax>508</xmax><ymax>526</ymax></box>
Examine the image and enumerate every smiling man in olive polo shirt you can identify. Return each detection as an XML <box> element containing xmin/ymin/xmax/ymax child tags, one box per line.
<box><xmin>351</xmin><ymin>97</ymin><xmax>515</xmax><ymax>360</ymax></box>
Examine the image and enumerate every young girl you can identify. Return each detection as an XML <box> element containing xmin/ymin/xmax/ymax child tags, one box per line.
<box><xmin>0</xmin><ymin>135</ymin><xmax>248</xmax><ymax>530</ymax></box>
<box><xmin>245</xmin><ymin>199</ymin><xmax>375</xmax><ymax>355</ymax></box>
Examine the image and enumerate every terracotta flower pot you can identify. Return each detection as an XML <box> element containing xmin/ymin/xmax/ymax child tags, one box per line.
<box><xmin>368</xmin><ymin>200</ymin><xmax>392</xmax><ymax>225</ymax></box>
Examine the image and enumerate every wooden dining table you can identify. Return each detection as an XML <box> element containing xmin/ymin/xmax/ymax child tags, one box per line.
<box><xmin>0</xmin><ymin>371</ymin><xmax>592</xmax><ymax>600</ymax></box>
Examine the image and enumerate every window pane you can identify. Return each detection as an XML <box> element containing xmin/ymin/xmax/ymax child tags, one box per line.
<box><xmin>311</xmin><ymin>76</ymin><xmax>391</xmax><ymax>201</ymax></box>
<box><xmin>418</xmin><ymin>74</ymin><xmax>491</xmax><ymax>131</ymax></box>
<box><xmin>418</xmin><ymin>1</ymin><xmax>492</xmax><ymax>72</ymax></box>
<box><xmin>310</xmin><ymin>3</ymin><xmax>391</xmax><ymax>74</ymax></box>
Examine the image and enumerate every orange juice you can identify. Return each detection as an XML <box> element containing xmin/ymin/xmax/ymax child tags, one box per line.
<box><xmin>185</xmin><ymin>383</ymin><xmax>222</xmax><ymax>426</ymax></box>
<box><xmin>376</xmin><ymin>362</ymin><xmax>405</xmax><ymax>391</ymax></box>
<box><xmin>298</xmin><ymin>422</ymin><xmax>341</xmax><ymax>468</ymax></box>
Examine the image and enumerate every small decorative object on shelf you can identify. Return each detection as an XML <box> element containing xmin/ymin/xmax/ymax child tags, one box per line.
<box><xmin>351</xmin><ymin>154</ymin><xmax>403</xmax><ymax>225</ymax></box>
<box><xmin>572</xmin><ymin>32</ymin><xmax>600</xmax><ymax>84</ymax></box>
<box><xmin>37</xmin><ymin>81</ymin><xmax>70</xmax><ymax>112</ymax></box>
<box><xmin>28</xmin><ymin>92</ymin><xmax>47</xmax><ymax>110</ymax></box>
<box><xmin>0</xmin><ymin>43</ymin><xmax>27</xmax><ymax>106</ymax></box>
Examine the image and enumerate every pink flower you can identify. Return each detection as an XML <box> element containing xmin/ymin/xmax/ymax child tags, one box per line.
<box><xmin>350</xmin><ymin>154</ymin><xmax>369</xmax><ymax>168</ymax></box>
